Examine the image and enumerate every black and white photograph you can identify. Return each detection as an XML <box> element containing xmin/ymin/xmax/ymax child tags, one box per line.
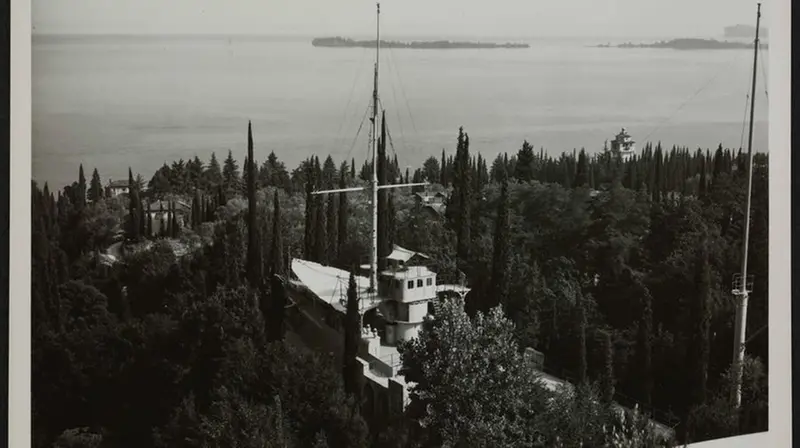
<box><xmin>17</xmin><ymin>0</ymin><xmax>792</xmax><ymax>446</ymax></box>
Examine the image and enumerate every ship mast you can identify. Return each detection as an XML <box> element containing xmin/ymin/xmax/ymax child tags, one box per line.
<box><xmin>311</xmin><ymin>2</ymin><xmax>427</xmax><ymax>297</ymax></box>
<box><xmin>370</xmin><ymin>2</ymin><xmax>381</xmax><ymax>292</ymax></box>
<box><xmin>731</xmin><ymin>2</ymin><xmax>761</xmax><ymax>410</ymax></box>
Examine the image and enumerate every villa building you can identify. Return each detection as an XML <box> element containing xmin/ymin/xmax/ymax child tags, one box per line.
<box><xmin>610</xmin><ymin>128</ymin><xmax>636</xmax><ymax>161</ymax></box>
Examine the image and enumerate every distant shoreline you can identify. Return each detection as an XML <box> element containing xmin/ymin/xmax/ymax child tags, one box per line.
<box><xmin>595</xmin><ymin>38</ymin><xmax>765</xmax><ymax>50</ymax></box>
<box><xmin>311</xmin><ymin>36</ymin><xmax>530</xmax><ymax>49</ymax></box>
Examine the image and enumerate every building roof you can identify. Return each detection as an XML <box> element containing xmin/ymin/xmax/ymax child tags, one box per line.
<box><xmin>146</xmin><ymin>200</ymin><xmax>191</xmax><ymax>213</ymax></box>
<box><xmin>291</xmin><ymin>259</ymin><xmax>384</xmax><ymax>314</ymax></box>
<box><xmin>380</xmin><ymin>265</ymin><xmax>436</xmax><ymax>280</ymax></box>
<box><xmin>386</xmin><ymin>244</ymin><xmax>430</xmax><ymax>263</ymax></box>
<box><xmin>424</xmin><ymin>203</ymin><xmax>446</xmax><ymax>216</ymax></box>
<box><xmin>109</xmin><ymin>180</ymin><xmax>129</xmax><ymax>188</ymax></box>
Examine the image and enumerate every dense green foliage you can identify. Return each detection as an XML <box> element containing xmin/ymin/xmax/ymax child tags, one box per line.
<box><xmin>33</xmin><ymin>126</ymin><xmax>767</xmax><ymax>446</ymax></box>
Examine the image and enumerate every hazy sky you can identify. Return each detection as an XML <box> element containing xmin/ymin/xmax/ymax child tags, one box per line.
<box><xmin>33</xmin><ymin>0</ymin><xmax>766</xmax><ymax>38</ymax></box>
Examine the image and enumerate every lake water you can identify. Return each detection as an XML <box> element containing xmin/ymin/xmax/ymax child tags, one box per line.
<box><xmin>32</xmin><ymin>35</ymin><xmax>769</xmax><ymax>189</ymax></box>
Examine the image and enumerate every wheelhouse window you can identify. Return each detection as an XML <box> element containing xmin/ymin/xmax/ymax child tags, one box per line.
<box><xmin>417</xmin><ymin>279</ymin><xmax>423</xmax><ymax>287</ymax></box>
<box><xmin>426</xmin><ymin>278</ymin><xmax>433</xmax><ymax>286</ymax></box>
<box><xmin>407</xmin><ymin>280</ymin><xmax>414</xmax><ymax>289</ymax></box>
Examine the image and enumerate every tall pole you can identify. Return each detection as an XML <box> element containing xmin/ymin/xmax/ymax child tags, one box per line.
<box><xmin>731</xmin><ymin>2</ymin><xmax>760</xmax><ymax>410</ymax></box>
<box><xmin>310</xmin><ymin>2</ymin><xmax>425</xmax><ymax>296</ymax></box>
<box><xmin>369</xmin><ymin>3</ymin><xmax>381</xmax><ymax>292</ymax></box>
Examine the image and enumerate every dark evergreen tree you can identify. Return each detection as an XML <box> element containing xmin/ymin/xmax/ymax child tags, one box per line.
<box><xmin>422</xmin><ymin>156</ymin><xmax>440</xmax><ymax>183</ymax></box>
<box><xmin>514</xmin><ymin>140</ymin><xmax>535</xmax><ymax>182</ymax></box>
<box><xmin>489</xmin><ymin>174</ymin><xmax>510</xmax><ymax>311</ymax></box>
<box><xmin>698</xmin><ymin>155</ymin><xmax>708</xmax><ymax>197</ymax></box>
<box><xmin>222</xmin><ymin>150</ymin><xmax>241</xmax><ymax>197</ymax></box>
<box><xmin>88</xmin><ymin>168</ymin><xmax>103</xmax><ymax>202</ymax></box>
<box><xmin>192</xmin><ymin>190</ymin><xmax>202</xmax><ymax>228</ymax></box>
<box><xmin>170</xmin><ymin>202</ymin><xmax>178</xmax><ymax>238</ymax></box>
<box><xmin>577</xmin><ymin>293</ymin><xmax>588</xmax><ymax>385</ymax></box>
<box><xmin>337</xmin><ymin>170</ymin><xmax>348</xmax><ymax>262</ymax></box>
<box><xmin>377</xmin><ymin>112</ymin><xmax>391</xmax><ymax>271</ymax></box>
<box><xmin>267</xmin><ymin>189</ymin><xmax>287</xmax><ymax>342</ymax></box>
<box><xmin>146</xmin><ymin>203</ymin><xmax>153</xmax><ymax>238</ymax></box>
<box><xmin>343</xmin><ymin>270</ymin><xmax>363</xmax><ymax>400</ymax></box>
<box><xmin>128</xmin><ymin>168</ymin><xmax>141</xmax><ymax>242</ymax></box>
<box><xmin>304</xmin><ymin>159</ymin><xmax>316</xmax><ymax>260</ymax></box>
<box><xmin>440</xmin><ymin>149</ymin><xmax>447</xmax><ymax>186</ymax></box>
<box><xmin>688</xmin><ymin>235</ymin><xmax>712</xmax><ymax>408</ymax></box>
<box><xmin>77</xmin><ymin>164</ymin><xmax>87</xmax><ymax>210</ymax></box>
<box><xmin>313</xmin><ymin>195</ymin><xmax>327</xmax><ymax>264</ymax></box>
<box><xmin>322</xmin><ymin>155</ymin><xmax>337</xmax><ymax>189</ymax></box>
<box><xmin>573</xmin><ymin>149</ymin><xmax>589</xmax><ymax>188</ymax></box>
<box><xmin>326</xmin><ymin>194</ymin><xmax>338</xmax><ymax>264</ymax></box>
<box><xmin>246</xmin><ymin>121</ymin><xmax>261</xmax><ymax>288</ymax></box>
<box><xmin>205</xmin><ymin>151</ymin><xmax>223</xmax><ymax>189</ymax></box>
<box><xmin>159</xmin><ymin>202</ymin><xmax>166</xmax><ymax>237</ymax></box>
<box><xmin>452</xmin><ymin>128</ymin><xmax>472</xmax><ymax>269</ymax></box>
<box><xmin>634</xmin><ymin>273</ymin><xmax>654</xmax><ymax>408</ymax></box>
<box><xmin>600</xmin><ymin>330</ymin><xmax>615</xmax><ymax>404</ymax></box>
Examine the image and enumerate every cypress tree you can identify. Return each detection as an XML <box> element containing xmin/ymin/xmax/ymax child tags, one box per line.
<box><xmin>440</xmin><ymin>149</ymin><xmax>447</xmax><ymax>186</ymax></box>
<box><xmin>489</xmin><ymin>174</ymin><xmax>510</xmax><ymax>311</ymax></box>
<box><xmin>267</xmin><ymin>189</ymin><xmax>287</xmax><ymax>342</ymax></box>
<box><xmin>343</xmin><ymin>270</ymin><xmax>363</xmax><ymax>399</ymax></box>
<box><xmin>88</xmin><ymin>168</ymin><xmax>103</xmax><ymax>202</ymax></box>
<box><xmin>562</xmin><ymin>157</ymin><xmax>572</xmax><ymax>188</ymax></box>
<box><xmin>322</xmin><ymin>155</ymin><xmax>337</xmax><ymax>189</ymax></box>
<box><xmin>170</xmin><ymin>202</ymin><xmax>179</xmax><ymax>238</ymax></box>
<box><xmin>77</xmin><ymin>164</ymin><xmax>87</xmax><ymax>210</ymax></box>
<box><xmin>689</xmin><ymin>235</ymin><xmax>712</xmax><ymax>407</ymax></box>
<box><xmin>337</xmin><ymin>170</ymin><xmax>348</xmax><ymax>263</ymax></box>
<box><xmin>600</xmin><ymin>330</ymin><xmax>615</xmax><ymax>404</ymax></box>
<box><xmin>712</xmin><ymin>144</ymin><xmax>725</xmax><ymax>185</ymax></box>
<box><xmin>326</xmin><ymin>194</ymin><xmax>338</xmax><ymax>264</ymax></box>
<box><xmin>634</xmin><ymin>274</ymin><xmax>654</xmax><ymax>408</ymax></box>
<box><xmin>314</xmin><ymin>194</ymin><xmax>327</xmax><ymax>264</ymax></box>
<box><xmin>128</xmin><ymin>169</ymin><xmax>141</xmax><ymax>242</ymax></box>
<box><xmin>377</xmin><ymin>112</ymin><xmax>390</xmax><ymax>271</ymax></box>
<box><xmin>698</xmin><ymin>156</ymin><xmax>707</xmax><ymax>197</ymax></box>
<box><xmin>573</xmin><ymin>149</ymin><xmax>589</xmax><ymax>188</ymax></box>
<box><xmin>653</xmin><ymin>146</ymin><xmax>663</xmax><ymax>203</ymax></box>
<box><xmin>138</xmin><ymin>189</ymin><xmax>146</xmax><ymax>237</ymax></box>
<box><xmin>146</xmin><ymin>203</ymin><xmax>152</xmax><ymax>238</ymax></box>
<box><xmin>158</xmin><ymin>202</ymin><xmax>165</xmax><ymax>237</ymax></box>
<box><xmin>577</xmin><ymin>293</ymin><xmax>588</xmax><ymax>385</ymax></box>
<box><xmin>246</xmin><ymin>121</ymin><xmax>261</xmax><ymax>288</ymax></box>
<box><xmin>453</xmin><ymin>128</ymin><xmax>472</xmax><ymax>268</ymax></box>
<box><xmin>515</xmin><ymin>141</ymin><xmax>535</xmax><ymax>182</ymax></box>
<box><xmin>304</xmin><ymin>159</ymin><xmax>316</xmax><ymax>260</ymax></box>
<box><xmin>351</xmin><ymin>158</ymin><xmax>356</xmax><ymax>180</ymax></box>
<box><xmin>222</xmin><ymin>150</ymin><xmax>241</xmax><ymax>197</ymax></box>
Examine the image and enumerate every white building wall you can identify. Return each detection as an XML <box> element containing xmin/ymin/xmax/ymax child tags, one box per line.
<box><xmin>400</xmin><ymin>275</ymin><xmax>436</xmax><ymax>303</ymax></box>
<box><xmin>407</xmin><ymin>301</ymin><xmax>429</xmax><ymax>323</ymax></box>
<box><xmin>396</xmin><ymin>321</ymin><xmax>421</xmax><ymax>341</ymax></box>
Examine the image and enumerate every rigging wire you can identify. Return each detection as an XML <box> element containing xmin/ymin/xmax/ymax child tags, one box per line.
<box><xmin>327</xmin><ymin>48</ymin><xmax>369</xmax><ymax>159</ymax></box>
<box><xmin>378</xmin><ymin>98</ymin><xmax>399</xmax><ymax>160</ymax></box>
<box><xmin>641</xmin><ymin>51</ymin><xmax>746</xmax><ymax>144</ymax></box>
<box><xmin>344</xmin><ymin>98</ymin><xmax>373</xmax><ymax>166</ymax></box>
<box><xmin>738</xmin><ymin>93</ymin><xmax>750</xmax><ymax>151</ymax></box>
<box><xmin>384</xmin><ymin>55</ymin><xmax>408</xmax><ymax>155</ymax></box>
<box><xmin>738</xmin><ymin>61</ymin><xmax>754</xmax><ymax>151</ymax></box>
<box><xmin>387</xmin><ymin>45</ymin><xmax>420</xmax><ymax>136</ymax></box>
<box><xmin>758</xmin><ymin>42</ymin><xmax>768</xmax><ymax>100</ymax></box>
